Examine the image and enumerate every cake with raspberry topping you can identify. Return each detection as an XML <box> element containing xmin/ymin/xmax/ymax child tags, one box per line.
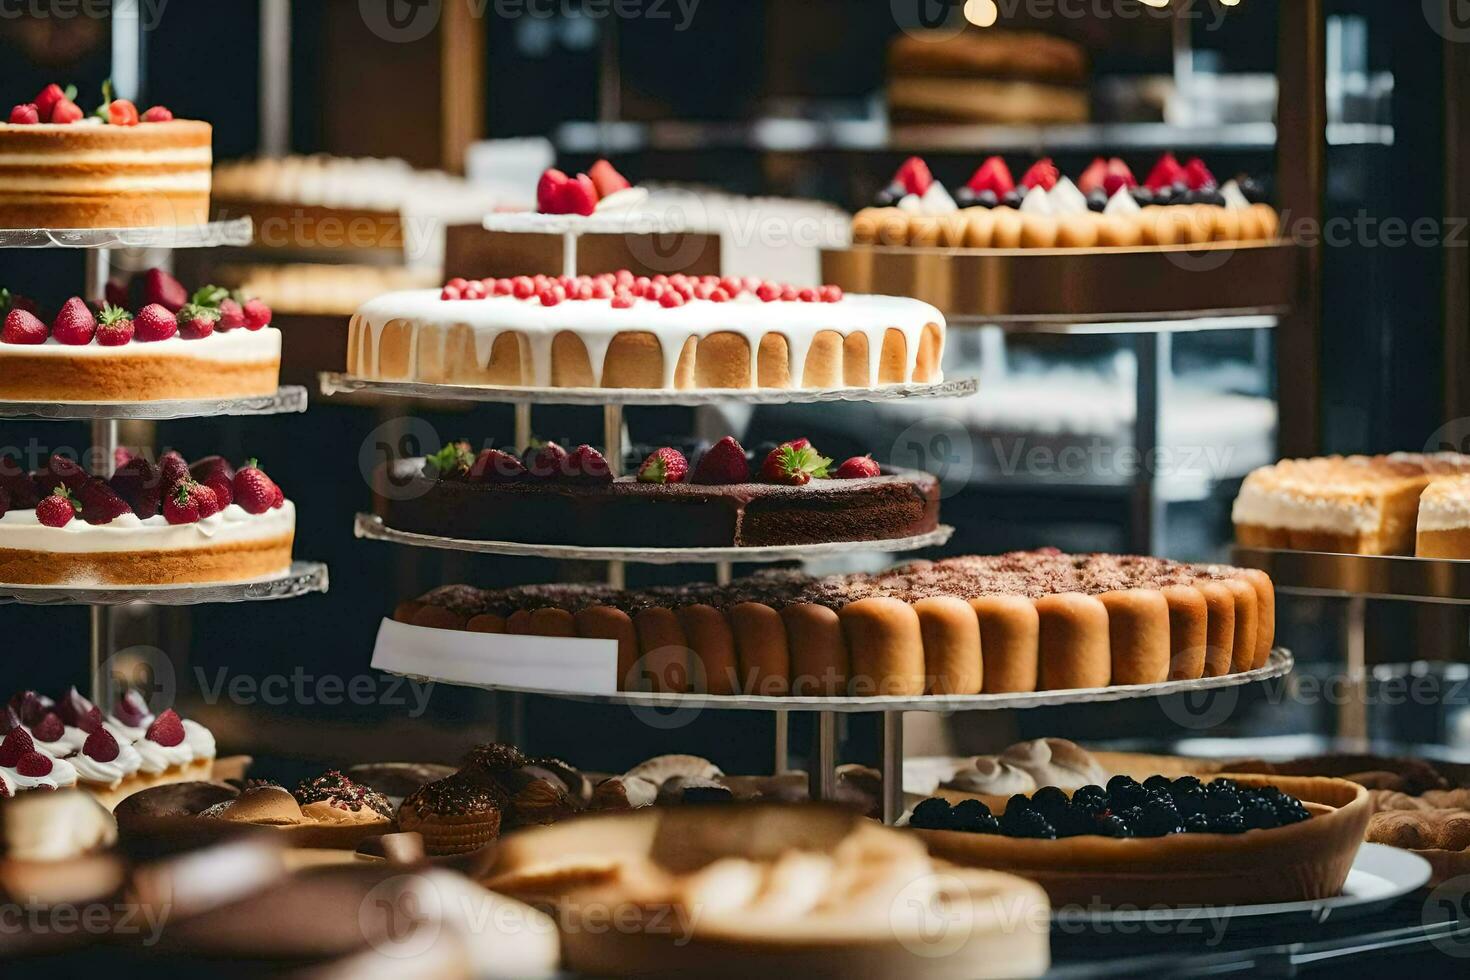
<box><xmin>377</xmin><ymin>437</ymin><xmax>941</xmax><ymax>548</ymax></box>
<box><xmin>0</xmin><ymin>269</ymin><xmax>279</xmax><ymax>403</ymax></box>
<box><xmin>0</xmin><ymin>450</ymin><xmax>293</xmax><ymax>586</ymax></box>
<box><xmin>0</xmin><ymin>83</ymin><xmax>210</xmax><ymax>228</ymax></box>
<box><xmin>348</xmin><ymin>270</ymin><xmax>945</xmax><ymax>390</ymax></box>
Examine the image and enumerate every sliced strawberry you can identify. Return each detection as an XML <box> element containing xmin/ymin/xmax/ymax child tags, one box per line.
<box><xmin>145</xmin><ymin>708</ymin><xmax>185</xmax><ymax>747</ymax></box>
<box><xmin>894</xmin><ymin>156</ymin><xmax>934</xmax><ymax>196</ymax></box>
<box><xmin>758</xmin><ymin>442</ymin><xmax>832</xmax><ymax>486</ymax></box>
<box><xmin>1020</xmin><ymin>158</ymin><xmax>1060</xmax><ymax>191</ymax></box>
<box><xmin>566</xmin><ymin>444</ymin><xmax>612</xmax><ymax>484</ymax></box>
<box><xmin>536</xmin><ymin>168</ymin><xmax>571</xmax><ymax>214</ymax></box>
<box><xmin>834</xmin><ymin>455</ymin><xmax>882</xmax><ymax>479</ymax></box>
<box><xmin>588</xmin><ymin>159</ymin><xmax>631</xmax><ymax>199</ymax></box>
<box><xmin>110</xmin><ymin>454</ymin><xmax>162</xmax><ymax>519</ymax></box>
<box><xmin>83</xmin><ymin>726</ymin><xmax>120</xmax><ymax>763</ymax></box>
<box><xmin>51</xmin><ymin>296</ymin><xmax>96</xmax><ymax>345</ymax></box>
<box><xmin>76</xmin><ymin>477</ymin><xmax>132</xmax><ymax>525</ymax></box>
<box><xmin>691</xmin><ymin>436</ymin><xmax>749</xmax><ymax>485</ymax></box>
<box><xmin>1145</xmin><ymin>152</ymin><xmax>1187</xmax><ymax>191</ymax></box>
<box><xmin>636</xmin><ymin>447</ymin><xmax>688</xmax><ymax>485</ymax></box>
<box><xmin>1077</xmin><ymin>157</ymin><xmax>1109</xmax><ymax>195</ymax></box>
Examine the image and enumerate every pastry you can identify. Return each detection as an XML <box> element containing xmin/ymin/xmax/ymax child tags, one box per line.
<box><xmin>1415</xmin><ymin>474</ymin><xmax>1470</xmax><ymax>558</ymax></box>
<box><xmin>294</xmin><ymin>769</ymin><xmax>395</xmax><ymax>825</ymax></box>
<box><xmin>394</xmin><ymin>550</ymin><xmax>1274</xmax><ymax>697</ymax></box>
<box><xmin>887</xmin><ymin>30</ymin><xmax>1088</xmax><ymax>124</ymax></box>
<box><xmin>348</xmin><ymin>270</ymin><xmax>945</xmax><ymax>391</ymax></box>
<box><xmin>1234</xmin><ymin>452</ymin><xmax>1470</xmax><ymax>555</ymax></box>
<box><xmin>376</xmin><ymin>436</ymin><xmax>941</xmax><ymax>549</ymax></box>
<box><xmin>1366</xmin><ymin>809</ymin><xmax>1470</xmax><ymax>884</ymax></box>
<box><xmin>398</xmin><ymin>773</ymin><xmax>504</xmax><ymax>856</ymax></box>
<box><xmin>0</xmin><ymin>86</ymin><xmax>208</xmax><ymax>228</ymax></box>
<box><xmin>346</xmin><ymin>762</ymin><xmax>458</xmax><ymax>808</ymax></box>
<box><xmin>0</xmin><ymin>450</ymin><xmax>294</xmax><ymax>586</ymax></box>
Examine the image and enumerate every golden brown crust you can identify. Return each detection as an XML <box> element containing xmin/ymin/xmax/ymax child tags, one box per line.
<box><xmin>841</xmin><ymin>597</ymin><xmax>926</xmax><ymax>696</ymax></box>
<box><xmin>675</xmin><ymin>604</ymin><xmax>739</xmax><ymax>696</ymax></box>
<box><xmin>1035</xmin><ymin>593</ymin><xmax>1110</xmax><ymax>691</ymax></box>
<box><xmin>633</xmin><ymin>608</ymin><xmax>690</xmax><ymax>694</ymax></box>
<box><xmin>575</xmin><ymin>606</ymin><xmax>639</xmax><ymax>690</ymax></box>
<box><xmin>780</xmin><ymin>603</ymin><xmax>848</xmax><ymax>697</ymax></box>
<box><xmin>729</xmin><ymin>602</ymin><xmax>790</xmax><ymax>696</ymax></box>
<box><xmin>0</xmin><ymin>352</ymin><xmax>279</xmax><ymax>402</ymax></box>
<box><xmin>970</xmin><ymin>595</ymin><xmax>1039</xmax><ymax>694</ymax></box>
<box><xmin>914</xmin><ymin>596</ymin><xmax>982</xmax><ymax>695</ymax></box>
<box><xmin>1160</xmin><ymin>585</ymin><xmax>1208</xmax><ymax>681</ymax></box>
<box><xmin>1098</xmin><ymin>589</ymin><xmax>1171</xmax><ymax>685</ymax></box>
<box><xmin>0</xmin><ymin>534</ymin><xmax>292</xmax><ymax>586</ymax></box>
<box><xmin>1193</xmin><ymin>581</ymin><xmax>1238</xmax><ymax>678</ymax></box>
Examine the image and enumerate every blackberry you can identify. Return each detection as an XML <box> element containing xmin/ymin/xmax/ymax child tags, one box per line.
<box><xmin>1002</xmin><ymin>189</ymin><xmax>1024</xmax><ymax>209</ymax></box>
<box><xmin>1052</xmin><ymin>803</ymin><xmax>1094</xmax><ymax>838</ymax></box>
<box><xmin>1030</xmin><ymin>786</ymin><xmax>1070</xmax><ymax>817</ymax></box>
<box><xmin>1094</xmin><ymin>814</ymin><xmax>1133</xmax><ymax>838</ymax></box>
<box><xmin>950</xmin><ymin>799</ymin><xmax>994</xmax><ymax>832</ymax></box>
<box><xmin>1108</xmin><ymin>776</ymin><xmax>1147</xmax><ymax>810</ymax></box>
<box><xmin>1275</xmin><ymin>801</ymin><xmax>1310</xmax><ymax>825</ymax></box>
<box><xmin>1170</xmin><ymin>776</ymin><xmax>1203</xmax><ymax>796</ymax></box>
<box><xmin>954</xmin><ymin>186</ymin><xmax>977</xmax><ymax>208</ymax></box>
<box><xmin>1184</xmin><ymin>813</ymin><xmax>1213</xmax><ymax>833</ymax></box>
<box><xmin>1174</xmin><ymin>788</ymin><xmax>1207</xmax><ymax>818</ymax></box>
<box><xmin>1006</xmin><ymin>809</ymin><xmax>1057</xmax><ymax>840</ymax></box>
<box><xmin>1135</xmin><ymin>802</ymin><xmax>1184</xmax><ymax>838</ymax></box>
<box><xmin>1205</xmin><ymin>789</ymin><xmax>1241</xmax><ymax>817</ymax></box>
<box><xmin>1143</xmin><ymin>775</ymin><xmax>1173</xmax><ymax>794</ymax></box>
<box><xmin>1210</xmin><ymin>812</ymin><xmax>1246</xmax><ymax>834</ymax></box>
<box><xmin>1071</xmin><ymin>785</ymin><xmax>1109</xmax><ymax>815</ymax></box>
<box><xmin>1242</xmin><ymin>803</ymin><xmax>1280</xmax><ymax>831</ymax></box>
<box><xmin>909</xmin><ymin>797</ymin><xmax>953</xmax><ymax>830</ymax></box>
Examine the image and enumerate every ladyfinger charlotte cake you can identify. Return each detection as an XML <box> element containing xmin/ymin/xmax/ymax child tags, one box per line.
<box><xmin>0</xmin><ymin>268</ymin><xmax>279</xmax><ymax>403</ymax></box>
<box><xmin>0</xmin><ymin>450</ymin><xmax>293</xmax><ymax>586</ymax></box>
<box><xmin>0</xmin><ymin>83</ymin><xmax>210</xmax><ymax>229</ymax></box>
<box><xmin>348</xmin><ymin>270</ymin><xmax>945</xmax><ymax>390</ymax></box>
<box><xmin>393</xmin><ymin>550</ymin><xmax>1274</xmax><ymax>698</ymax></box>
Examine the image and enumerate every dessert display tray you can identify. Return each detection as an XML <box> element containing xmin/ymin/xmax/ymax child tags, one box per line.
<box><xmin>319</xmin><ymin>372</ymin><xmax>977</xmax><ymax>406</ymax></box>
<box><xmin>0</xmin><ymin>386</ymin><xmax>309</xmax><ymax>421</ymax></box>
<box><xmin>354</xmin><ymin>512</ymin><xmax>954</xmax><ymax>564</ymax></box>
<box><xmin>483</xmin><ymin>209</ymin><xmax>684</xmax><ymax>236</ymax></box>
<box><xmin>0</xmin><ymin>218</ymin><xmax>253</xmax><ymax>250</ymax></box>
<box><xmin>1232</xmin><ymin>547</ymin><xmax>1470</xmax><ymax>604</ymax></box>
<box><xmin>820</xmin><ymin>241</ymin><xmax>1300</xmax><ymax>324</ymax></box>
<box><xmin>0</xmin><ymin>561</ymin><xmax>329</xmax><ymax>606</ymax></box>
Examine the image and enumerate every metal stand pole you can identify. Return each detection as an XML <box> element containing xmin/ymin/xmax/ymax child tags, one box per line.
<box><xmin>881</xmin><ymin>711</ymin><xmax>904</xmax><ymax>825</ymax></box>
<box><xmin>259</xmin><ymin>0</ymin><xmax>292</xmax><ymax>157</ymax></box>
<box><xmin>86</xmin><ymin>248</ymin><xmax>118</xmax><ymax>704</ymax></box>
<box><xmin>514</xmin><ymin>403</ymin><xmax>532</xmax><ymax>450</ymax></box>
<box><xmin>1130</xmin><ymin>331</ymin><xmax>1169</xmax><ymax>555</ymax></box>
<box><xmin>813</xmin><ymin>711</ymin><xmax>837</xmax><ymax>801</ymax></box>
<box><xmin>1341</xmin><ymin>596</ymin><xmax>1369</xmax><ymax>750</ymax></box>
<box><xmin>604</xmin><ymin>404</ymin><xmax>625</xmax><ymax>589</ymax></box>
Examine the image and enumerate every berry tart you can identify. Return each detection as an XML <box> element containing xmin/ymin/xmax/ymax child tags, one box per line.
<box><xmin>0</xmin><ymin>83</ymin><xmax>210</xmax><ymax>229</ymax></box>
<box><xmin>0</xmin><ymin>269</ymin><xmax>280</xmax><ymax>403</ymax></box>
<box><xmin>391</xmin><ymin>550</ymin><xmax>1274</xmax><ymax>697</ymax></box>
<box><xmin>909</xmin><ymin>773</ymin><xmax>1370</xmax><ymax>908</ymax></box>
<box><xmin>377</xmin><ymin>437</ymin><xmax>940</xmax><ymax>549</ymax></box>
<box><xmin>0</xmin><ymin>450</ymin><xmax>294</xmax><ymax>586</ymax></box>
<box><xmin>853</xmin><ymin>154</ymin><xmax>1280</xmax><ymax>250</ymax></box>
<box><xmin>348</xmin><ymin>269</ymin><xmax>945</xmax><ymax>390</ymax></box>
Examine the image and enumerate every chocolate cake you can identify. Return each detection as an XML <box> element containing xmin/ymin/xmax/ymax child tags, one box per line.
<box><xmin>376</xmin><ymin>458</ymin><xmax>941</xmax><ymax>548</ymax></box>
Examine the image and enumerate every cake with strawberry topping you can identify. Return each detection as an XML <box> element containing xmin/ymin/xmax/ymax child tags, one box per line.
<box><xmin>853</xmin><ymin>154</ymin><xmax>1279</xmax><ymax>250</ymax></box>
<box><xmin>535</xmin><ymin>159</ymin><xmax>647</xmax><ymax>216</ymax></box>
<box><xmin>349</xmin><ymin>270</ymin><xmax>944</xmax><ymax>390</ymax></box>
<box><xmin>0</xmin><ymin>82</ymin><xmax>210</xmax><ymax>228</ymax></box>
<box><xmin>0</xmin><ymin>268</ymin><xmax>280</xmax><ymax>403</ymax></box>
<box><xmin>0</xmin><ymin>450</ymin><xmax>294</xmax><ymax>586</ymax></box>
<box><xmin>375</xmin><ymin>436</ymin><xmax>941</xmax><ymax>549</ymax></box>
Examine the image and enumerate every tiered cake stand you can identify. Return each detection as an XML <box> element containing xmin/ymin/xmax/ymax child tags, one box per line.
<box><xmin>0</xmin><ymin>219</ymin><xmax>329</xmax><ymax>702</ymax></box>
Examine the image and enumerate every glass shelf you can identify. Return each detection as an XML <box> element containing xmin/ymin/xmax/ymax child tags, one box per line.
<box><xmin>0</xmin><ymin>386</ymin><xmax>308</xmax><ymax>421</ymax></box>
<box><xmin>0</xmin><ymin>218</ymin><xmax>253</xmax><ymax>250</ymax></box>
<box><xmin>0</xmin><ymin>561</ymin><xmax>329</xmax><ymax>607</ymax></box>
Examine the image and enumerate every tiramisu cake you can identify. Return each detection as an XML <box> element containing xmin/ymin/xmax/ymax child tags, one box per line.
<box><xmin>0</xmin><ymin>268</ymin><xmax>279</xmax><ymax>403</ymax></box>
<box><xmin>0</xmin><ymin>450</ymin><xmax>293</xmax><ymax>586</ymax></box>
<box><xmin>348</xmin><ymin>270</ymin><xmax>945</xmax><ymax>390</ymax></box>
<box><xmin>1233</xmin><ymin>453</ymin><xmax>1470</xmax><ymax>556</ymax></box>
<box><xmin>378</xmin><ymin>436</ymin><xmax>940</xmax><ymax>548</ymax></box>
<box><xmin>0</xmin><ymin>83</ymin><xmax>210</xmax><ymax>228</ymax></box>
<box><xmin>392</xmin><ymin>551</ymin><xmax>1274</xmax><ymax>698</ymax></box>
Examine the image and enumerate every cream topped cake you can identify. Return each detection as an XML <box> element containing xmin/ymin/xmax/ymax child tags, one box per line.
<box><xmin>349</xmin><ymin>270</ymin><xmax>945</xmax><ymax>391</ymax></box>
<box><xmin>1415</xmin><ymin>475</ymin><xmax>1470</xmax><ymax>559</ymax></box>
<box><xmin>1233</xmin><ymin>453</ymin><xmax>1470</xmax><ymax>555</ymax></box>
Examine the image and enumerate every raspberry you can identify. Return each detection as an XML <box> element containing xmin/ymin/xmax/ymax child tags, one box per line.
<box><xmin>145</xmin><ymin>708</ymin><xmax>185</xmax><ymax>747</ymax></box>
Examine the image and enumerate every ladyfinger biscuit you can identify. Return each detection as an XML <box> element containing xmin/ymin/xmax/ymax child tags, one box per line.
<box><xmin>991</xmin><ymin>209</ymin><xmax>1024</xmax><ymax>248</ymax></box>
<box><xmin>394</xmin><ymin>600</ymin><xmax>425</xmax><ymax>623</ymax></box>
<box><xmin>506</xmin><ymin>610</ymin><xmax>532</xmax><ymax>635</ymax></box>
<box><xmin>963</xmin><ymin>207</ymin><xmax>996</xmax><ymax>248</ymax></box>
<box><xmin>906</xmin><ymin>215</ymin><xmax>943</xmax><ymax>247</ymax></box>
<box><xmin>970</xmin><ymin>595</ymin><xmax>1040</xmax><ymax>693</ymax></box>
<box><xmin>1194</xmin><ymin>581</ymin><xmax>1237</xmax><ymax>678</ymax></box>
<box><xmin>780</xmin><ymin>603</ymin><xmax>849</xmax><ymax>696</ymax></box>
<box><xmin>575</xmin><ymin>607</ymin><xmax>639</xmax><ymax>692</ymax></box>
<box><xmin>676</xmin><ymin>604</ymin><xmax>739</xmax><ymax>696</ymax></box>
<box><xmin>1236</xmin><ymin>569</ymin><xmax>1276</xmax><ymax>667</ymax></box>
<box><xmin>939</xmin><ymin>213</ymin><xmax>970</xmax><ymax>248</ymax></box>
<box><xmin>1211</xmin><ymin>207</ymin><xmax>1243</xmax><ymax>243</ymax></box>
<box><xmin>729</xmin><ymin>602</ymin><xmax>791</xmax><ymax>697</ymax></box>
<box><xmin>1096</xmin><ymin>215</ymin><xmax>1143</xmax><ymax>248</ymax></box>
<box><xmin>1019</xmin><ymin>214</ymin><xmax>1059</xmax><ymax>249</ymax></box>
<box><xmin>529</xmin><ymin>608</ymin><xmax>577</xmax><ymax>638</ymax></box>
<box><xmin>634</xmin><ymin>607</ymin><xmax>691</xmax><ymax>693</ymax></box>
<box><xmin>467</xmin><ymin>613</ymin><xmax>507</xmax><ymax>634</ymax></box>
<box><xmin>1159</xmin><ymin>586</ymin><xmax>1208</xmax><ymax>681</ymax></box>
<box><xmin>875</xmin><ymin>209</ymin><xmax>912</xmax><ymax>246</ymax></box>
<box><xmin>1098</xmin><ymin>589</ymin><xmax>1171</xmax><ymax>685</ymax></box>
<box><xmin>840</xmin><ymin>597</ymin><xmax>926</xmax><ymax>696</ymax></box>
<box><xmin>1056</xmin><ymin>214</ymin><xmax>1100</xmax><ymax>249</ymax></box>
<box><xmin>914</xmin><ymin>596</ymin><xmax>983</xmax><ymax>695</ymax></box>
<box><xmin>1250</xmin><ymin>203</ymin><xmax>1280</xmax><ymax>240</ymax></box>
<box><xmin>413</xmin><ymin>605</ymin><xmax>467</xmax><ymax>631</ymax></box>
<box><xmin>851</xmin><ymin>208</ymin><xmax>883</xmax><ymax>244</ymax></box>
<box><xmin>1217</xmin><ymin>576</ymin><xmax>1260</xmax><ymax>673</ymax></box>
<box><xmin>1035</xmin><ymin>593</ymin><xmax>1111</xmax><ymax>691</ymax></box>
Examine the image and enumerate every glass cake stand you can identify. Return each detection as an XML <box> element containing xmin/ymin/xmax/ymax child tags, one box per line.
<box><xmin>0</xmin><ymin>387</ymin><xmax>309</xmax><ymax>421</ymax></box>
<box><xmin>0</xmin><ymin>563</ymin><xmax>330</xmax><ymax>607</ymax></box>
<box><xmin>0</xmin><ymin>219</ymin><xmax>253</xmax><ymax>250</ymax></box>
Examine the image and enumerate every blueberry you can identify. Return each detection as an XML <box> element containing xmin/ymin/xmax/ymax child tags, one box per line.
<box><xmin>954</xmin><ymin>185</ymin><xmax>977</xmax><ymax>208</ymax></box>
<box><xmin>1152</xmin><ymin>185</ymin><xmax>1174</xmax><ymax>205</ymax></box>
<box><xmin>975</xmin><ymin>189</ymin><xmax>999</xmax><ymax>208</ymax></box>
<box><xmin>1002</xmin><ymin>189</ymin><xmax>1024</xmax><ymax>209</ymax></box>
<box><xmin>1006</xmin><ymin>809</ymin><xmax>1057</xmax><ymax>840</ymax></box>
<box><xmin>1184</xmin><ymin>813</ymin><xmax>1212</xmax><ymax>833</ymax></box>
<box><xmin>910</xmin><ymin>797</ymin><xmax>953</xmax><ymax>830</ymax></box>
<box><xmin>1170</xmin><ymin>776</ymin><xmax>1203</xmax><ymax>796</ymax></box>
<box><xmin>950</xmin><ymin>799</ymin><xmax>994</xmax><ymax>832</ymax></box>
<box><xmin>1072</xmin><ymin>785</ymin><xmax>1109</xmax><ymax>815</ymax></box>
<box><xmin>1086</xmin><ymin>189</ymin><xmax>1108</xmax><ymax>212</ymax></box>
<box><xmin>1210</xmin><ymin>812</ymin><xmax>1246</xmax><ymax>834</ymax></box>
<box><xmin>1242</xmin><ymin>803</ymin><xmax>1279</xmax><ymax>831</ymax></box>
<box><xmin>874</xmin><ymin>181</ymin><xmax>907</xmax><ymax>207</ymax></box>
<box><xmin>1199</xmin><ymin>189</ymin><xmax>1225</xmax><ymax>207</ymax></box>
<box><xmin>1094</xmin><ymin>814</ymin><xmax>1133</xmax><ymax>838</ymax></box>
<box><xmin>1143</xmin><ymin>775</ymin><xmax>1173</xmax><ymax>794</ymax></box>
<box><xmin>1030</xmin><ymin>786</ymin><xmax>1070</xmax><ymax>817</ymax></box>
<box><xmin>1132</xmin><ymin>187</ymin><xmax>1155</xmax><ymax>206</ymax></box>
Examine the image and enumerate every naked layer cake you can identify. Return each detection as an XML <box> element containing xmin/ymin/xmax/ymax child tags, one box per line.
<box><xmin>0</xmin><ymin>450</ymin><xmax>293</xmax><ymax>586</ymax></box>
<box><xmin>393</xmin><ymin>550</ymin><xmax>1274</xmax><ymax>698</ymax></box>
<box><xmin>1233</xmin><ymin>453</ymin><xmax>1470</xmax><ymax>556</ymax></box>
<box><xmin>0</xmin><ymin>84</ymin><xmax>209</xmax><ymax>229</ymax></box>
<box><xmin>377</xmin><ymin>437</ymin><xmax>940</xmax><ymax>548</ymax></box>
<box><xmin>887</xmin><ymin>29</ymin><xmax>1089</xmax><ymax>125</ymax></box>
<box><xmin>348</xmin><ymin>270</ymin><xmax>945</xmax><ymax>391</ymax></box>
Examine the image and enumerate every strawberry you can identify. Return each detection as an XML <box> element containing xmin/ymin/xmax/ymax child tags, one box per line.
<box><xmin>8</xmin><ymin>691</ymin><xmax>48</xmax><ymax>725</ymax></box>
<box><xmin>758</xmin><ymin>442</ymin><xmax>832</xmax><ymax>486</ymax></box>
<box><xmin>35</xmin><ymin>489</ymin><xmax>77</xmax><ymax>528</ymax></box>
<box><xmin>1077</xmin><ymin>157</ymin><xmax>1109</xmax><ymax>195</ymax></box>
<box><xmin>0</xmin><ymin>727</ymin><xmax>33</xmax><ymax>766</ymax></box>
<box><xmin>835</xmin><ymin>455</ymin><xmax>882</xmax><ymax>479</ymax></box>
<box><xmin>271</xmin><ymin>483</ymin><xmax>284</xmax><ymax>508</ymax></box>
<box><xmin>2</xmin><ymin>308</ymin><xmax>47</xmax><ymax>344</ymax></box>
<box><xmin>51</xmin><ymin>296</ymin><xmax>96</xmax><ymax>345</ymax></box>
<box><xmin>1105</xmin><ymin>158</ymin><xmax>1137</xmax><ymax>191</ymax></box>
<box><xmin>58</xmin><ymin>687</ymin><xmax>96</xmax><ymax>729</ymax></box>
<box><xmin>691</xmin><ymin>436</ymin><xmax>750</xmax><ymax>485</ymax></box>
<box><xmin>525</xmin><ymin>441</ymin><xmax>569</xmax><ymax>480</ymax></box>
<box><xmin>82</xmin><ymin>725</ymin><xmax>120</xmax><ymax>763</ymax></box>
<box><xmin>0</xmin><ymin>454</ymin><xmax>39</xmax><ymax>509</ymax></box>
<box><xmin>966</xmin><ymin>156</ymin><xmax>1014</xmax><ymax>196</ymax></box>
<box><xmin>469</xmin><ymin>449</ymin><xmax>526</xmax><ymax>483</ymax></box>
<box><xmin>110</xmin><ymin>454</ymin><xmax>162</xmax><ymax>519</ymax></box>
<box><xmin>38</xmin><ymin>454</ymin><xmax>88</xmax><ymax>493</ymax></box>
<box><xmin>566</xmin><ymin>444</ymin><xmax>612</xmax><ymax>483</ymax></box>
<box><xmin>76</xmin><ymin>477</ymin><xmax>133</xmax><ymax>525</ymax></box>
<box><xmin>31</xmin><ymin>712</ymin><xmax>63</xmax><ymax>742</ymax></box>
<box><xmin>189</xmin><ymin>455</ymin><xmax>235</xmax><ymax>485</ymax></box>
<box><xmin>1183</xmin><ymin>157</ymin><xmax>1217</xmax><ymax>191</ymax></box>
<box><xmin>141</xmin><ymin>105</ymin><xmax>173</xmax><ymax>123</ymax></box>
<box><xmin>144</xmin><ymin>268</ymin><xmax>188</xmax><ymax>311</ymax></box>
<box><xmin>558</xmin><ymin>173</ymin><xmax>599</xmax><ymax>216</ymax></box>
<box><xmin>158</xmin><ymin>450</ymin><xmax>189</xmax><ymax>495</ymax></box>
<box><xmin>15</xmin><ymin>752</ymin><xmax>52</xmax><ymax>778</ymax></box>
<box><xmin>194</xmin><ymin>481</ymin><xmax>222</xmax><ymax>518</ymax></box>
<box><xmin>134</xmin><ymin>303</ymin><xmax>177</xmax><ymax>342</ymax></box>
<box><xmin>8</xmin><ymin>103</ymin><xmax>39</xmax><ymax>124</ymax></box>
<box><xmin>536</xmin><ymin>168</ymin><xmax>570</xmax><ymax>214</ymax></box>
<box><xmin>216</xmin><ymin>298</ymin><xmax>246</xmax><ymax>330</ymax></box>
<box><xmin>588</xmin><ymin>159</ymin><xmax>631</xmax><ymax>199</ymax></box>
<box><xmin>176</xmin><ymin>303</ymin><xmax>218</xmax><ymax>339</ymax></box>
<box><xmin>894</xmin><ymin>156</ymin><xmax>934</xmax><ymax>196</ymax></box>
<box><xmin>95</xmin><ymin>304</ymin><xmax>135</xmax><ymax>345</ymax></box>
<box><xmin>33</xmin><ymin>84</ymin><xmax>66</xmax><ymax>120</ymax></box>
<box><xmin>107</xmin><ymin>98</ymin><xmax>140</xmax><ymax>126</ymax></box>
<box><xmin>104</xmin><ymin>277</ymin><xmax>132</xmax><ymax>309</ymax></box>
<box><xmin>1145</xmin><ymin>152</ymin><xmax>1187</xmax><ymax>191</ymax></box>
<box><xmin>243</xmin><ymin>298</ymin><xmax>272</xmax><ymax>330</ymax></box>
<box><xmin>636</xmin><ymin>447</ymin><xmax>688</xmax><ymax>485</ymax></box>
<box><xmin>164</xmin><ymin>479</ymin><xmax>212</xmax><ymax>524</ymax></box>
<box><xmin>50</xmin><ymin>98</ymin><xmax>83</xmax><ymax>124</ymax></box>
<box><xmin>145</xmin><ymin>708</ymin><xmax>185</xmax><ymax>747</ymax></box>
<box><xmin>232</xmin><ymin>460</ymin><xmax>278</xmax><ymax>514</ymax></box>
<box><xmin>1020</xmin><ymin>158</ymin><xmax>1060</xmax><ymax>191</ymax></box>
<box><xmin>113</xmin><ymin>691</ymin><xmax>151</xmax><ymax>728</ymax></box>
